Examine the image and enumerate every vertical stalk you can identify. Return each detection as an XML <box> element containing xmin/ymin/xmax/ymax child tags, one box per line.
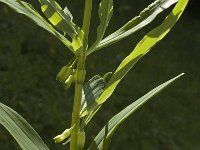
<box><xmin>70</xmin><ymin>0</ymin><xmax>92</xmax><ymax>149</ymax></box>
<box><xmin>70</xmin><ymin>54</ymin><xmax>86</xmax><ymax>150</ymax></box>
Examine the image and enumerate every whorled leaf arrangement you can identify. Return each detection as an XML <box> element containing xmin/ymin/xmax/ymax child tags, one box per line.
<box><xmin>0</xmin><ymin>0</ymin><xmax>188</xmax><ymax>150</ymax></box>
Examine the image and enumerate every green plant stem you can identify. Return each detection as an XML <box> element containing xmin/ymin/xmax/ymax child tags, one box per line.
<box><xmin>70</xmin><ymin>54</ymin><xmax>86</xmax><ymax>150</ymax></box>
<box><xmin>70</xmin><ymin>1</ymin><xmax>92</xmax><ymax>149</ymax></box>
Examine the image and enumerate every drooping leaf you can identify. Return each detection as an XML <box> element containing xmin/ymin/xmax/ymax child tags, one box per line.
<box><xmin>80</xmin><ymin>75</ymin><xmax>106</xmax><ymax>128</ymax></box>
<box><xmin>0</xmin><ymin>0</ymin><xmax>76</xmax><ymax>53</ymax></box>
<box><xmin>81</xmin><ymin>75</ymin><xmax>106</xmax><ymax>111</ymax></box>
<box><xmin>81</xmin><ymin>0</ymin><xmax>188</xmax><ymax>118</ymax></box>
<box><xmin>87</xmin><ymin>0</ymin><xmax>179</xmax><ymax>55</ymax></box>
<box><xmin>87</xmin><ymin>0</ymin><xmax>113</xmax><ymax>54</ymax></box>
<box><xmin>88</xmin><ymin>73</ymin><xmax>184</xmax><ymax>150</ymax></box>
<box><xmin>0</xmin><ymin>102</ymin><xmax>49</xmax><ymax>150</ymax></box>
<box><xmin>39</xmin><ymin>0</ymin><xmax>83</xmax><ymax>51</ymax></box>
<box><xmin>39</xmin><ymin>0</ymin><xmax>76</xmax><ymax>37</ymax></box>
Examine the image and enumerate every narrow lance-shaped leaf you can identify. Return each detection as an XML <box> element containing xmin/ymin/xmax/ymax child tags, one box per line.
<box><xmin>39</xmin><ymin>0</ymin><xmax>83</xmax><ymax>51</ymax></box>
<box><xmin>87</xmin><ymin>0</ymin><xmax>113</xmax><ymax>54</ymax></box>
<box><xmin>39</xmin><ymin>0</ymin><xmax>76</xmax><ymax>37</ymax></box>
<box><xmin>88</xmin><ymin>73</ymin><xmax>184</xmax><ymax>150</ymax></box>
<box><xmin>0</xmin><ymin>102</ymin><xmax>49</xmax><ymax>150</ymax></box>
<box><xmin>0</xmin><ymin>0</ymin><xmax>76</xmax><ymax>53</ymax></box>
<box><xmin>87</xmin><ymin>0</ymin><xmax>179</xmax><ymax>55</ymax></box>
<box><xmin>81</xmin><ymin>0</ymin><xmax>188</xmax><ymax>118</ymax></box>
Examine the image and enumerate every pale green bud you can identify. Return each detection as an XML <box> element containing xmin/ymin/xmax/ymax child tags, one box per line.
<box><xmin>56</xmin><ymin>66</ymin><xmax>74</xmax><ymax>83</ymax></box>
<box><xmin>64</xmin><ymin>75</ymin><xmax>74</xmax><ymax>90</ymax></box>
<box><xmin>53</xmin><ymin>127</ymin><xmax>73</xmax><ymax>143</ymax></box>
<box><xmin>56</xmin><ymin>66</ymin><xmax>68</xmax><ymax>82</ymax></box>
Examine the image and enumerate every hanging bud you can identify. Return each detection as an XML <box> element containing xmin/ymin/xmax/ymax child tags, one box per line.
<box><xmin>56</xmin><ymin>66</ymin><xmax>74</xmax><ymax>83</ymax></box>
<box><xmin>64</xmin><ymin>75</ymin><xmax>74</xmax><ymax>90</ymax></box>
<box><xmin>56</xmin><ymin>66</ymin><xmax>68</xmax><ymax>82</ymax></box>
<box><xmin>53</xmin><ymin>126</ymin><xmax>74</xmax><ymax>143</ymax></box>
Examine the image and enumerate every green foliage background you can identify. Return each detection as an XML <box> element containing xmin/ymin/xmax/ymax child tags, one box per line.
<box><xmin>0</xmin><ymin>0</ymin><xmax>199</xmax><ymax>149</ymax></box>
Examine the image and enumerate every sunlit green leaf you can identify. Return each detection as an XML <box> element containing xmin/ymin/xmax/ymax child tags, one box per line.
<box><xmin>88</xmin><ymin>0</ymin><xmax>179</xmax><ymax>55</ymax></box>
<box><xmin>39</xmin><ymin>0</ymin><xmax>83</xmax><ymax>51</ymax></box>
<box><xmin>0</xmin><ymin>102</ymin><xmax>49</xmax><ymax>150</ymax></box>
<box><xmin>0</xmin><ymin>0</ymin><xmax>76</xmax><ymax>53</ymax></box>
<box><xmin>87</xmin><ymin>0</ymin><xmax>113</xmax><ymax>54</ymax></box>
<box><xmin>88</xmin><ymin>73</ymin><xmax>184</xmax><ymax>150</ymax></box>
<box><xmin>81</xmin><ymin>0</ymin><xmax>188</xmax><ymax>119</ymax></box>
<box><xmin>39</xmin><ymin>0</ymin><xmax>76</xmax><ymax>37</ymax></box>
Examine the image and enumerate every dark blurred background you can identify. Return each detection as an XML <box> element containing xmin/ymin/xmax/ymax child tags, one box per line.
<box><xmin>0</xmin><ymin>0</ymin><xmax>199</xmax><ymax>149</ymax></box>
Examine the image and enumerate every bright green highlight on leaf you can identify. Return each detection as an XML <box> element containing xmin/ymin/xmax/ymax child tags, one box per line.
<box><xmin>88</xmin><ymin>73</ymin><xmax>184</xmax><ymax>150</ymax></box>
<box><xmin>87</xmin><ymin>0</ymin><xmax>179</xmax><ymax>55</ymax></box>
<box><xmin>41</xmin><ymin>4</ymin><xmax>48</xmax><ymax>12</ymax></box>
<box><xmin>0</xmin><ymin>0</ymin><xmax>189</xmax><ymax>149</ymax></box>
<box><xmin>39</xmin><ymin>0</ymin><xmax>78</xmax><ymax>37</ymax></box>
<box><xmin>49</xmin><ymin>12</ymin><xmax>63</xmax><ymax>26</ymax></box>
<box><xmin>0</xmin><ymin>0</ymin><xmax>77</xmax><ymax>52</ymax></box>
<box><xmin>81</xmin><ymin>0</ymin><xmax>189</xmax><ymax>119</ymax></box>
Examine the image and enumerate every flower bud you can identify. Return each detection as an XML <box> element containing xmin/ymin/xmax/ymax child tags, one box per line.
<box><xmin>64</xmin><ymin>75</ymin><xmax>74</xmax><ymax>90</ymax></box>
<box><xmin>56</xmin><ymin>66</ymin><xmax>74</xmax><ymax>83</ymax></box>
<box><xmin>53</xmin><ymin>127</ymin><xmax>73</xmax><ymax>143</ymax></box>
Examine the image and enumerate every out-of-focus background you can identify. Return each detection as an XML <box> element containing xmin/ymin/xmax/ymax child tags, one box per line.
<box><xmin>0</xmin><ymin>0</ymin><xmax>199</xmax><ymax>149</ymax></box>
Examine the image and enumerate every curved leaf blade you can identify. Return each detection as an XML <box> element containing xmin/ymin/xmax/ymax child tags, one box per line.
<box><xmin>80</xmin><ymin>75</ymin><xmax>106</xmax><ymax>128</ymax></box>
<box><xmin>0</xmin><ymin>0</ymin><xmax>75</xmax><ymax>53</ymax></box>
<box><xmin>88</xmin><ymin>73</ymin><xmax>184</xmax><ymax>150</ymax></box>
<box><xmin>81</xmin><ymin>75</ymin><xmax>106</xmax><ymax>112</ymax></box>
<box><xmin>39</xmin><ymin>0</ymin><xmax>77</xmax><ymax>37</ymax></box>
<box><xmin>39</xmin><ymin>0</ymin><xmax>83</xmax><ymax>51</ymax></box>
<box><xmin>81</xmin><ymin>0</ymin><xmax>188</xmax><ymax>118</ymax></box>
<box><xmin>87</xmin><ymin>0</ymin><xmax>113</xmax><ymax>54</ymax></box>
<box><xmin>90</xmin><ymin>0</ymin><xmax>178</xmax><ymax>54</ymax></box>
<box><xmin>0</xmin><ymin>102</ymin><xmax>49</xmax><ymax>150</ymax></box>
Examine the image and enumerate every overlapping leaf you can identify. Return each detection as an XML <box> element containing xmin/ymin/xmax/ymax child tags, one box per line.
<box><xmin>81</xmin><ymin>75</ymin><xmax>106</xmax><ymax>111</ymax></box>
<box><xmin>87</xmin><ymin>0</ymin><xmax>179</xmax><ymax>55</ymax></box>
<box><xmin>0</xmin><ymin>0</ymin><xmax>77</xmax><ymax>53</ymax></box>
<box><xmin>81</xmin><ymin>76</ymin><xmax>106</xmax><ymax>128</ymax></box>
<box><xmin>88</xmin><ymin>73</ymin><xmax>184</xmax><ymax>150</ymax></box>
<box><xmin>81</xmin><ymin>0</ymin><xmax>188</xmax><ymax>119</ymax></box>
<box><xmin>0</xmin><ymin>102</ymin><xmax>49</xmax><ymax>150</ymax></box>
<box><xmin>39</xmin><ymin>0</ymin><xmax>77</xmax><ymax>37</ymax></box>
<box><xmin>87</xmin><ymin>0</ymin><xmax>113</xmax><ymax>54</ymax></box>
